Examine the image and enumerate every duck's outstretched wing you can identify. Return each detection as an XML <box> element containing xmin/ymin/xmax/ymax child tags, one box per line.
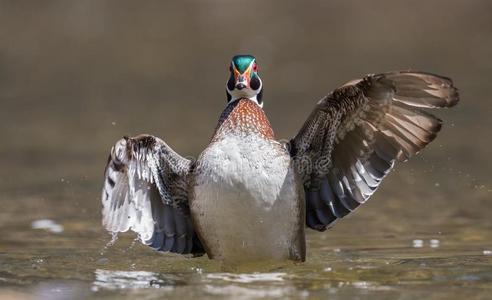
<box><xmin>102</xmin><ymin>135</ymin><xmax>204</xmax><ymax>255</ymax></box>
<box><xmin>288</xmin><ymin>71</ymin><xmax>459</xmax><ymax>231</ymax></box>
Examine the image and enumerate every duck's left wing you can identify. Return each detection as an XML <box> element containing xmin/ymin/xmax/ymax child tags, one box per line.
<box><xmin>102</xmin><ymin>135</ymin><xmax>204</xmax><ymax>255</ymax></box>
<box><xmin>288</xmin><ymin>71</ymin><xmax>459</xmax><ymax>231</ymax></box>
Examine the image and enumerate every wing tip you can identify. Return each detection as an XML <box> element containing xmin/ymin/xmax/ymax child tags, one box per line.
<box><xmin>378</xmin><ymin>70</ymin><xmax>460</xmax><ymax>108</ymax></box>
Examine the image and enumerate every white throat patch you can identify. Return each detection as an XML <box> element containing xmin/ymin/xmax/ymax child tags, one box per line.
<box><xmin>228</xmin><ymin>94</ymin><xmax>263</xmax><ymax>107</ymax></box>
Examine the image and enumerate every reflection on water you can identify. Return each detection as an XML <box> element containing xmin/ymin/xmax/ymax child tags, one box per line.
<box><xmin>203</xmin><ymin>284</ymin><xmax>295</xmax><ymax>299</ymax></box>
<box><xmin>206</xmin><ymin>272</ymin><xmax>286</xmax><ymax>283</ymax></box>
<box><xmin>92</xmin><ymin>269</ymin><xmax>174</xmax><ymax>290</ymax></box>
<box><xmin>32</xmin><ymin>281</ymin><xmax>89</xmax><ymax>300</ymax></box>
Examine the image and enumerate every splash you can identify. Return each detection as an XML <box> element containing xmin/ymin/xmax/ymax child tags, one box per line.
<box><xmin>100</xmin><ymin>232</ymin><xmax>119</xmax><ymax>256</ymax></box>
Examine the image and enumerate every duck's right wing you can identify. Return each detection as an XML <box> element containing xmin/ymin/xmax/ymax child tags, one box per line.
<box><xmin>102</xmin><ymin>135</ymin><xmax>204</xmax><ymax>255</ymax></box>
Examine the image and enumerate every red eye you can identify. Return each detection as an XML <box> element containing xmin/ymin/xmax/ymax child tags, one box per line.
<box><xmin>253</xmin><ymin>63</ymin><xmax>258</xmax><ymax>72</ymax></box>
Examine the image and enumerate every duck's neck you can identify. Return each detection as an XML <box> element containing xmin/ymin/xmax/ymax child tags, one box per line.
<box><xmin>212</xmin><ymin>98</ymin><xmax>275</xmax><ymax>141</ymax></box>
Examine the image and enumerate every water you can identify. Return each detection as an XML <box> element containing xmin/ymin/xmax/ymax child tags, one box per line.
<box><xmin>1</xmin><ymin>164</ymin><xmax>491</xmax><ymax>299</ymax></box>
<box><xmin>2</xmin><ymin>226</ymin><xmax>492</xmax><ymax>299</ymax></box>
<box><xmin>1</xmin><ymin>1</ymin><xmax>492</xmax><ymax>299</ymax></box>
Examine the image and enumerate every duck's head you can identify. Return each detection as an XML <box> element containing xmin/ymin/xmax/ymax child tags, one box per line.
<box><xmin>226</xmin><ymin>54</ymin><xmax>263</xmax><ymax>107</ymax></box>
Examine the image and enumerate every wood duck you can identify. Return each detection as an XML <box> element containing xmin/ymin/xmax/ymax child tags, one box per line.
<box><xmin>102</xmin><ymin>55</ymin><xmax>459</xmax><ymax>263</ymax></box>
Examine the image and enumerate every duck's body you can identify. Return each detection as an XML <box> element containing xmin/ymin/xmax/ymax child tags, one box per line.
<box><xmin>101</xmin><ymin>55</ymin><xmax>459</xmax><ymax>263</ymax></box>
<box><xmin>191</xmin><ymin>99</ymin><xmax>305</xmax><ymax>262</ymax></box>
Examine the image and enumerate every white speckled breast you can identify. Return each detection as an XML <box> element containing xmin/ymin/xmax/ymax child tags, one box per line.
<box><xmin>190</xmin><ymin>134</ymin><xmax>305</xmax><ymax>263</ymax></box>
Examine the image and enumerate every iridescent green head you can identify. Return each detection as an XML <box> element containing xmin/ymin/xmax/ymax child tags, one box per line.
<box><xmin>232</xmin><ymin>55</ymin><xmax>255</xmax><ymax>73</ymax></box>
<box><xmin>226</xmin><ymin>54</ymin><xmax>263</xmax><ymax>106</ymax></box>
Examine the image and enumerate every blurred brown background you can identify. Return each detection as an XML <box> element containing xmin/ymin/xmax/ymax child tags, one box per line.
<box><xmin>0</xmin><ymin>1</ymin><xmax>491</xmax><ymax>233</ymax></box>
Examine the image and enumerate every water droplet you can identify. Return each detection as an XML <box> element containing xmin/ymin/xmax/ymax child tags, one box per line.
<box><xmin>100</xmin><ymin>232</ymin><xmax>119</xmax><ymax>255</ymax></box>
<box><xmin>97</xmin><ymin>258</ymin><xmax>109</xmax><ymax>265</ymax></box>
<box><xmin>109</xmin><ymin>232</ymin><xmax>119</xmax><ymax>245</ymax></box>
<box><xmin>430</xmin><ymin>239</ymin><xmax>440</xmax><ymax>248</ymax></box>
<box><xmin>31</xmin><ymin>219</ymin><xmax>64</xmax><ymax>233</ymax></box>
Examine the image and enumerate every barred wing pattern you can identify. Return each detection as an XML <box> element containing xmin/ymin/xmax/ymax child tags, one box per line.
<box><xmin>102</xmin><ymin>135</ymin><xmax>204</xmax><ymax>255</ymax></box>
<box><xmin>289</xmin><ymin>72</ymin><xmax>459</xmax><ymax>231</ymax></box>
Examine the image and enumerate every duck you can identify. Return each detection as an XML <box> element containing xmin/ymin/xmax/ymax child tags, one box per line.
<box><xmin>101</xmin><ymin>54</ymin><xmax>459</xmax><ymax>263</ymax></box>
